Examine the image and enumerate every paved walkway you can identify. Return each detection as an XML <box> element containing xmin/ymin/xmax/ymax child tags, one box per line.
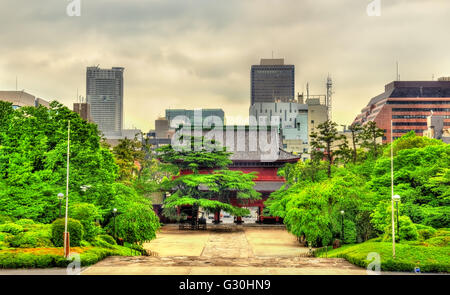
<box><xmin>82</xmin><ymin>227</ymin><xmax>367</xmax><ymax>275</ymax></box>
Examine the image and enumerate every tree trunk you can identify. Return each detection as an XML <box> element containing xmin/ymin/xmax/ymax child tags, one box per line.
<box><xmin>327</xmin><ymin>143</ymin><xmax>332</xmax><ymax>178</ymax></box>
<box><xmin>352</xmin><ymin>131</ymin><xmax>357</xmax><ymax>164</ymax></box>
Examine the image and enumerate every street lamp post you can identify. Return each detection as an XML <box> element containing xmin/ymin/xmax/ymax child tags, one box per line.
<box><xmin>340</xmin><ymin>210</ymin><xmax>345</xmax><ymax>243</ymax></box>
<box><xmin>113</xmin><ymin>208</ymin><xmax>117</xmax><ymax>240</ymax></box>
<box><xmin>57</xmin><ymin>193</ymin><xmax>64</xmax><ymax>218</ymax></box>
<box><xmin>390</xmin><ymin>120</ymin><xmax>396</xmax><ymax>259</ymax></box>
<box><xmin>393</xmin><ymin>195</ymin><xmax>401</xmax><ymax>242</ymax></box>
<box><xmin>63</xmin><ymin>120</ymin><xmax>70</xmax><ymax>258</ymax></box>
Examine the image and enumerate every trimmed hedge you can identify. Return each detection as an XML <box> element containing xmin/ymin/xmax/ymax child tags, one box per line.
<box><xmin>321</xmin><ymin>242</ymin><xmax>450</xmax><ymax>273</ymax></box>
<box><xmin>0</xmin><ymin>246</ymin><xmax>138</xmax><ymax>269</ymax></box>
<box><xmin>51</xmin><ymin>218</ymin><xmax>84</xmax><ymax>247</ymax></box>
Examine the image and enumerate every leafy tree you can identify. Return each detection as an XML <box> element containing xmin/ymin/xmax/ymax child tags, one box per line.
<box><xmin>112</xmin><ymin>137</ymin><xmax>145</xmax><ymax>183</ymax></box>
<box><xmin>348</xmin><ymin>123</ymin><xmax>363</xmax><ymax>163</ymax></box>
<box><xmin>310</xmin><ymin>120</ymin><xmax>345</xmax><ymax>178</ymax></box>
<box><xmin>0</xmin><ymin>101</ymin><xmax>121</xmax><ymax>222</ymax></box>
<box><xmin>158</xmin><ymin>137</ymin><xmax>260</xmax><ymax>224</ymax></box>
<box><xmin>334</xmin><ymin>138</ymin><xmax>353</xmax><ymax>166</ymax></box>
<box><xmin>360</xmin><ymin>121</ymin><xmax>384</xmax><ymax>157</ymax></box>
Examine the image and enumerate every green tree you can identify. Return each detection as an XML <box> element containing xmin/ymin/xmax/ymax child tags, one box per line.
<box><xmin>360</xmin><ymin>121</ymin><xmax>385</xmax><ymax>157</ymax></box>
<box><xmin>0</xmin><ymin>101</ymin><xmax>119</xmax><ymax>222</ymax></box>
<box><xmin>310</xmin><ymin>120</ymin><xmax>345</xmax><ymax>178</ymax></box>
<box><xmin>158</xmin><ymin>137</ymin><xmax>260</xmax><ymax>224</ymax></box>
<box><xmin>348</xmin><ymin>123</ymin><xmax>363</xmax><ymax>164</ymax></box>
<box><xmin>112</xmin><ymin>137</ymin><xmax>145</xmax><ymax>183</ymax></box>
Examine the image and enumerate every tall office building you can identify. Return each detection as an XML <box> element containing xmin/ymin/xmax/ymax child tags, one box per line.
<box><xmin>86</xmin><ymin>66</ymin><xmax>124</xmax><ymax>137</ymax></box>
<box><xmin>353</xmin><ymin>78</ymin><xmax>450</xmax><ymax>143</ymax></box>
<box><xmin>251</xmin><ymin>58</ymin><xmax>295</xmax><ymax>105</ymax></box>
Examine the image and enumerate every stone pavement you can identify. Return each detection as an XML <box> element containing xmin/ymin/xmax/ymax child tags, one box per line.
<box><xmin>81</xmin><ymin>227</ymin><xmax>367</xmax><ymax>275</ymax></box>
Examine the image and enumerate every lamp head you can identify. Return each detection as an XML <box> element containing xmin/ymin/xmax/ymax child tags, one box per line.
<box><xmin>57</xmin><ymin>193</ymin><xmax>64</xmax><ymax>200</ymax></box>
<box><xmin>113</xmin><ymin>208</ymin><xmax>117</xmax><ymax>213</ymax></box>
<box><xmin>393</xmin><ymin>195</ymin><xmax>401</xmax><ymax>202</ymax></box>
<box><xmin>340</xmin><ymin>210</ymin><xmax>345</xmax><ymax>215</ymax></box>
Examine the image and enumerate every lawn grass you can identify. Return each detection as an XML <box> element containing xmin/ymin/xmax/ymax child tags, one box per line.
<box><xmin>318</xmin><ymin>242</ymin><xmax>450</xmax><ymax>273</ymax></box>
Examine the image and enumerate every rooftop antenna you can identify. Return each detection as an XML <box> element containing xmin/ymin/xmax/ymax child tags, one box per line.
<box><xmin>396</xmin><ymin>62</ymin><xmax>400</xmax><ymax>81</ymax></box>
<box><xmin>306</xmin><ymin>82</ymin><xmax>310</xmax><ymax>100</ymax></box>
<box><xmin>326</xmin><ymin>74</ymin><xmax>333</xmax><ymax>121</ymax></box>
<box><xmin>432</xmin><ymin>74</ymin><xmax>435</xmax><ymax>81</ymax></box>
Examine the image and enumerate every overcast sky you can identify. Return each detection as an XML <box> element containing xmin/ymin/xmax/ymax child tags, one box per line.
<box><xmin>1</xmin><ymin>0</ymin><xmax>449</xmax><ymax>130</ymax></box>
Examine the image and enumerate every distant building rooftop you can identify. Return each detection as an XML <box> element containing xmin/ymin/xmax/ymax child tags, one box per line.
<box><xmin>0</xmin><ymin>91</ymin><xmax>50</xmax><ymax>108</ymax></box>
<box><xmin>260</xmin><ymin>58</ymin><xmax>285</xmax><ymax>66</ymax></box>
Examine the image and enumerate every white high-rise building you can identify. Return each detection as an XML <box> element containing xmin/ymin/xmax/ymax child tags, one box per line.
<box><xmin>86</xmin><ymin>66</ymin><xmax>124</xmax><ymax>137</ymax></box>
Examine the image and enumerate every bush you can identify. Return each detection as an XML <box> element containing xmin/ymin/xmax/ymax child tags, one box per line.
<box><xmin>15</xmin><ymin>219</ymin><xmax>35</xmax><ymax>226</ymax></box>
<box><xmin>0</xmin><ymin>215</ymin><xmax>15</xmax><ymax>225</ymax></box>
<box><xmin>0</xmin><ymin>232</ymin><xmax>13</xmax><ymax>242</ymax></box>
<box><xmin>416</xmin><ymin>224</ymin><xmax>437</xmax><ymax>240</ymax></box>
<box><xmin>51</xmin><ymin>218</ymin><xmax>84</xmax><ymax>247</ymax></box>
<box><xmin>0</xmin><ymin>223</ymin><xmax>24</xmax><ymax>235</ymax></box>
<box><xmin>106</xmin><ymin>203</ymin><xmax>160</xmax><ymax>245</ymax></box>
<box><xmin>0</xmin><ymin>241</ymin><xmax>9</xmax><ymax>250</ymax></box>
<box><xmin>423</xmin><ymin>236</ymin><xmax>450</xmax><ymax>247</ymax></box>
<box><xmin>98</xmin><ymin>235</ymin><xmax>117</xmax><ymax>246</ymax></box>
<box><xmin>8</xmin><ymin>229</ymin><xmax>53</xmax><ymax>248</ymax></box>
<box><xmin>0</xmin><ymin>246</ymin><xmax>140</xmax><ymax>268</ymax></box>
<box><xmin>383</xmin><ymin>216</ymin><xmax>418</xmax><ymax>241</ymax></box>
<box><xmin>399</xmin><ymin>217</ymin><xmax>419</xmax><ymax>241</ymax></box>
<box><xmin>435</xmin><ymin>228</ymin><xmax>450</xmax><ymax>237</ymax></box>
<box><xmin>91</xmin><ymin>237</ymin><xmax>115</xmax><ymax>249</ymax></box>
<box><xmin>71</xmin><ymin>203</ymin><xmax>102</xmax><ymax>241</ymax></box>
<box><xmin>343</xmin><ymin>220</ymin><xmax>357</xmax><ymax>244</ymax></box>
<box><xmin>325</xmin><ymin>242</ymin><xmax>450</xmax><ymax>273</ymax></box>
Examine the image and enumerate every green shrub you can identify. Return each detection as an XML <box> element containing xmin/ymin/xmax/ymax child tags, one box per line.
<box><xmin>0</xmin><ymin>246</ymin><xmax>139</xmax><ymax>269</ymax></box>
<box><xmin>98</xmin><ymin>234</ymin><xmax>117</xmax><ymax>245</ymax></box>
<box><xmin>91</xmin><ymin>237</ymin><xmax>115</xmax><ymax>249</ymax></box>
<box><xmin>343</xmin><ymin>220</ymin><xmax>357</xmax><ymax>244</ymax></box>
<box><xmin>383</xmin><ymin>216</ymin><xmax>418</xmax><ymax>241</ymax></box>
<box><xmin>71</xmin><ymin>203</ymin><xmax>102</xmax><ymax>241</ymax></box>
<box><xmin>399</xmin><ymin>217</ymin><xmax>419</xmax><ymax>241</ymax></box>
<box><xmin>9</xmin><ymin>229</ymin><xmax>53</xmax><ymax>248</ymax></box>
<box><xmin>0</xmin><ymin>215</ymin><xmax>15</xmax><ymax>225</ymax></box>
<box><xmin>51</xmin><ymin>218</ymin><xmax>84</xmax><ymax>247</ymax></box>
<box><xmin>15</xmin><ymin>219</ymin><xmax>35</xmax><ymax>226</ymax></box>
<box><xmin>435</xmin><ymin>228</ymin><xmax>450</xmax><ymax>237</ymax></box>
<box><xmin>326</xmin><ymin>242</ymin><xmax>450</xmax><ymax>273</ymax></box>
<box><xmin>80</xmin><ymin>240</ymin><xmax>91</xmax><ymax>247</ymax></box>
<box><xmin>0</xmin><ymin>232</ymin><xmax>13</xmax><ymax>242</ymax></box>
<box><xmin>418</xmin><ymin>228</ymin><xmax>437</xmax><ymax>241</ymax></box>
<box><xmin>423</xmin><ymin>236</ymin><xmax>450</xmax><ymax>247</ymax></box>
<box><xmin>0</xmin><ymin>223</ymin><xmax>24</xmax><ymax>235</ymax></box>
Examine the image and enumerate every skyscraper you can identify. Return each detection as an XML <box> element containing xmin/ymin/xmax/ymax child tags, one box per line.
<box><xmin>251</xmin><ymin>58</ymin><xmax>295</xmax><ymax>105</ymax></box>
<box><xmin>86</xmin><ymin>66</ymin><xmax>124</xmax><ymax>137</ymax></box>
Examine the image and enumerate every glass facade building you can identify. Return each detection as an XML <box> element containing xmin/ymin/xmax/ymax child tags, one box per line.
<box><xmin>86</xmin><ymin>66</ymin><xmax>124</xmax><ymax>137</ymax></box>
<box><xmin>251</xmin><ymin>59</ymin><xmax>295</xmax><ymax>105</ymax></box>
